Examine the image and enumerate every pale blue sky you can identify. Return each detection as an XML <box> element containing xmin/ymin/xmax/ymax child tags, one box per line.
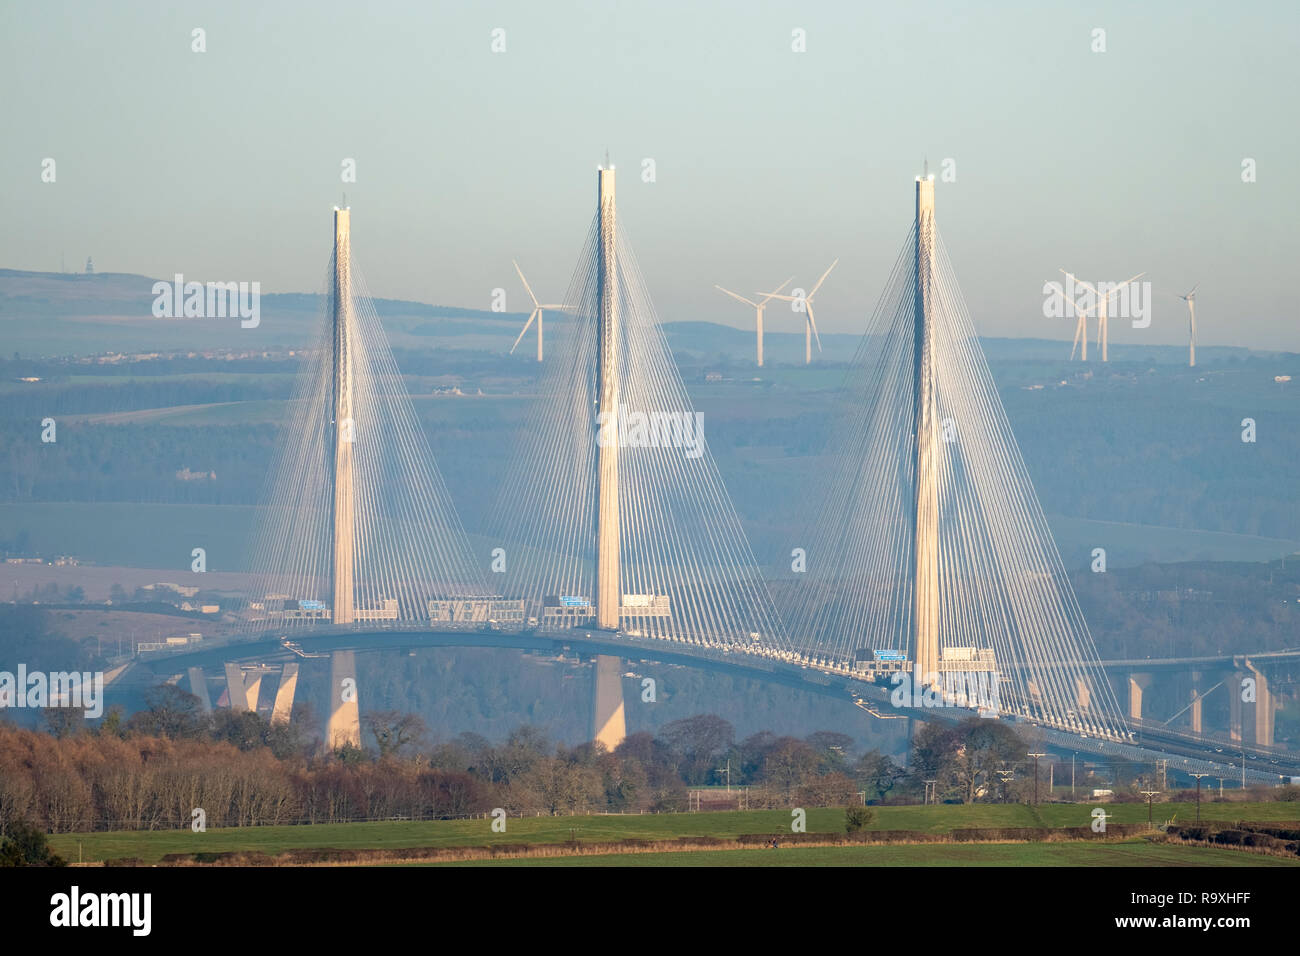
<box><xmin>2</xmin><ymin>0</ymin><xmax>1297</xmax><ymax>348</ymax></box>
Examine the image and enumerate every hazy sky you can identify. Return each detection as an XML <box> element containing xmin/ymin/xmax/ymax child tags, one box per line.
<box><xmin>3</xmin><ymin>0</ymin><xmax>1298</xmax><ymax>349</ymax></box>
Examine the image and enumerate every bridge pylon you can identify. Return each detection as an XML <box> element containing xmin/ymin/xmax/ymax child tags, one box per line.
<box><xmin>911</xmin><ymin>175</ymin><xmax>939</xmax><ymax>691</ymax></box>
<box><xmin>780</xmin><ymin>174</ymin><xmax>1130</xmax><ymax>740</ymax></box>
<box><xmin>491</xmin><ymin>160</ymin><xmax>790</xmax><ymax>678</ymax></box>
<box><xmin>241</xmin><ymin>206</ymin><xmax>487</xmax><ymax>633</ymax></box>
<box><xmin>592</xmin><ymin>165</ymin><xmax>627</xmax><ymax>747</ymax></box>
<box><xmin>595</xmin><ymin>166</ymin><xmax>621</xmax><ymax>632</ymax></box>
<box><xmin>331</xmin><ymin>207</ymin><xmax>356</xmax><ymax>625</ymax></box>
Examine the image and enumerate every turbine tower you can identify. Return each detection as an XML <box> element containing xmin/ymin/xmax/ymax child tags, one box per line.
<box><xmin>761</xmin><ymin>260</ymin><xmax>837</xmax><ymax>364</ymax></box>
<box><xmin>912</xmin><ymin>174</ymin><xmax>939</xmax><ymax>689</ymax></box>
<box><xmin>714</xmin><ymin>278</ymin><xmax>793</xmax><ymax>367</ymax></box>
<box><xmin>330</xmin><ymin>207</ymin><xmax>355</xmax><ymax>625</ymax></box>
<box><xmin>1179</xmin><ymin>285</ymin><xmax>1198</xmax><ymax>367</ymax></box>
<box><xmin>1060</xmin><ymin>270</ymin><xmax>1145</xmax><ymax>362</ymax></box>
<box><xmin>1064</xmin><ymin>285</ymin><xmax>1089</xmax><ymax>361</ymax></box>
<box><xmin>510</xmin><ymin>260</ymin><xmax>567</xmax><ymax>362</ymax></box>
<box><xmin>595</xmin><ymin>164</ymin><xmax>620</xmax><ymax>631</ymax></box>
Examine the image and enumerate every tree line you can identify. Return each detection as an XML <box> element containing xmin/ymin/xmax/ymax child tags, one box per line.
<box><xmin>0</xmin><ymin>681</ymin><xmax>1072</xmax><ymax>835</ymax></box>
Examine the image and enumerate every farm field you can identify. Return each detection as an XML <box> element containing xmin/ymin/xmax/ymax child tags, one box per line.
<box><xmin>438</xmin><ymin>841</ymin><xmax>1299</xmax><ymax>867</ymax></box>
<box><xmin>46</xmin><ymin>803</ymin><xmax>1300</xmax><ymax>865</ymax></box>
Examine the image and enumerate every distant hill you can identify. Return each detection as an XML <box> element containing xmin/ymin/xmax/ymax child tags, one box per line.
<box><xmin>0</xmin><ymin>268</ymin><xmax>511</xmax><ymax>320</ymax></box>
<box><xmin>0</xmin><ymin>268</ymin><xmax>1287</xmax><ymax>366</ymax></box>
<box><xmin>659</xmin><ymin>322</ymin><xmax>1280</xmax><ymax>366</ymax></box>
<box><xmin>0</xmin><ymin>268</ymin><xmax>530</xmax><ymax>357</ymax></box>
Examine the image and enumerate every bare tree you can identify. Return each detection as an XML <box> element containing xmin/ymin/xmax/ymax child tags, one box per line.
<box><xmin>364</xmin><ymin>711</ymin><xmax>427</xmax><ymax>759</ymax></box>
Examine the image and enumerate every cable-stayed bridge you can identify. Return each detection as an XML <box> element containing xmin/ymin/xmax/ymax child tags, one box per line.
<box><xmin>780</xmin><ymin>177</ymin><xmax>1129</xmax><ymax>742</ymax></box>
<box><xmin>152</xmin><ymin>170</ymin><xmax>1293</xmax><ymax>782</ymax></box>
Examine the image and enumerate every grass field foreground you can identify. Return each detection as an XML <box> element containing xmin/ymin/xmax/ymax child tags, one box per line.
<box><xmin>46</xmin><ymin>802</ymin><xmax>1300</xmax><ymax>865</ymax></box>
<box><xmin>434</xmin><ymin>841</ymin><xmax>1299</xmax><ymax>867</ymax></box>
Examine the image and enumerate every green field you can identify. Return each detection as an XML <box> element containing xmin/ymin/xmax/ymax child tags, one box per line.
<box><xmin>439</xmin><ymin>841</ymin><xmax>1299</xmax><ymax>867</ymax></box>
<box><xmin>46</xmin><ymin>803</ymin><xmax>1300</xmax><ymax>865</ymax></box>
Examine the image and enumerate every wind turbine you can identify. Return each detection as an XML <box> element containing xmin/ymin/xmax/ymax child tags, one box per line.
<box><xmin>762</xmin><ymin>259</ymin><xmax>838</xmax><ymax>365</ymax></box>
<box><xmin>1059</xmin><ymin>270</ymin><xmax>1145</xmax><ymax>362</ymax></box>
<box><xmin>714</xmin><ymin>277</ymin><xmax>793</xmax><ymax>367</ymax></box>
<box><xmin>1060</xmin><ymin>280</ymin><xmax>1090</xmax><ymax>361</ymax></box>
<box><xmin>1179</xmin><ymin>285</ymin><xmax>1198</xmax><ymax>367</ymax></box>
<box><xmin>510</xmin><ymin>260</ymin><xmax>567</xmax><ymax>362</ymax></box>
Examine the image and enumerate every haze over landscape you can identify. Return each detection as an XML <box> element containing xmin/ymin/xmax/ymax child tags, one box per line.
<box><xmin>1</xmin><ymin>0</ymin><xmax>1298</xmax><ymax>897</ymax></box>
<box><xmin>3</xmin><ymin>0</ymin><xmax>1298</xmax><ymax>348</ymax></box>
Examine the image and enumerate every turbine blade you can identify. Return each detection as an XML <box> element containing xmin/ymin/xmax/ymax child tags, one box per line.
<box><xmin>1061</xmin><ymin>269</ymin><xmax>1098</xmax><ymax>297</ymax></box>
<box><xmin>715</xmin><ymin>285</ymin><xmax>757</xmax><ymax>308</ymax></box>
<box><xmin>509</xmin><ymin>309</ymin><xmax>538</xmax><ymax>354</ymax></box>
<box><xmin>806</xmin><ymin>301</ymin><xmax>823</xmax><ymax>351</ymax></box>
<box><xmin>1097</xmin><ymin>272</ymin><xmax>1145</xmax><ymax>305</ymax></box>
<box><xmin>810</xmin><ymin>258</ymin><xmax>839</xmax><ymax>297</ymax></box>
<box><xmin>758</xmin><ymin>276</ymin><xmax>795</xmax><ymax>307</ymax></box>
<box><xmin>513</xmin><ymin>260</ymin><xmax>541</xmax><ymax>308</ymax></box>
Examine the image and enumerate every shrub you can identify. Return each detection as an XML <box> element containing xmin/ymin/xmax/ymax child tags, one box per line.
<box><xmin>845</xmin><ymin>805</ymin><xmax>874</xmax><ymax>833</ymax></box>
<box><xmin>0</xmin><ymin>820</ymin><xmax>67</xmax><ymax>867</ymax></box>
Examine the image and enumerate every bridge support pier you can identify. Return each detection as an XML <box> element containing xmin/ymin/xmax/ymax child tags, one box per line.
<box><xmin>591</xmin><ymin>654</ymin><xmax>626</xmax><ymax>751</ymax></box>
<box><xmin>186</xmin><ymin>666</ymin><xmax>212</xmax><ymax>713</ymax></box>
<box><xmin>1230</xmin><ymin>659</ymin><xmax>1274</xmax><ymax>748</ymax></box>
<box><xmin>904</xmin><ymin>715</ymin><xmax>923</xmax><ymax>770</ymax></box>
<box><xmin>1187</xmin><ymin>670</ymin><xmax>1205</xmax><ymax>734</ymax></box>
<box><xmin>245</xmin><ymin>669</ymin><xmax>266</xmax><ymax>713</ymax></box>
<box><xmin>1126</xmin><ymin>672</ymin><xmax>1152</xmax><ymax>722</ymax></box>
<box><xmin>1074</xmin><ymin>676</ymin><xmax>1091</xmax><ymax>715</ymax></box>
<box><xmin>327</xmin><ymin>650</ymin><xmax>362</xmax><ymax>750</ymax></box>
<box><xmin>223</xmin><ymin>663</ymin><xmax>264</xmax><ymax>712</ymax></box>
<box><xmin>271</xmin><ymin>662</ymin><xmax>299</xmax><ymax>726</ymax></box>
